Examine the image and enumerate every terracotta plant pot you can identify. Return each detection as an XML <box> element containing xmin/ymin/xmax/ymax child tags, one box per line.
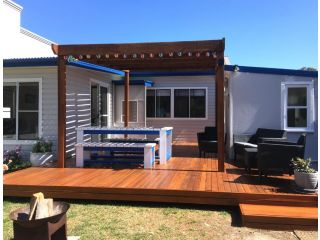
<box><xmin>294</xmin><ymin>170</ymin><xmax>318</xmax><ymax>190</ymax></box>
<box><xmin>30</xmin><ymin>152</ymin><xmax>53</xmax><ymax>166</ymax></box>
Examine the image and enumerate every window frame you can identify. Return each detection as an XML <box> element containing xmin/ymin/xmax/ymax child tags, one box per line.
<box><xmin>146</xmin><ymin>87</ymin><xmax>208</xmax><ymax>120</ymax></box>
<box><xmin>281</xmin><ymin>81</ymin><xmax>315</xmax><ymax>132</ymax></box>
<box><xmin>3</xmin><ymin>78</ymin><xmax>42</xmax><ymax>144</ymax></box>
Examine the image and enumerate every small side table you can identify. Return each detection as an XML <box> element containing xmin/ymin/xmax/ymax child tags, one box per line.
<box><xmin>244</xmin><ymin>148</ymin><xmax>258</xmax><ymax>173</ymax></box>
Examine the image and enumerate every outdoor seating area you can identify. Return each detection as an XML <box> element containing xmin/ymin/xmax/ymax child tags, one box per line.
<box><xmin>4</xmin><ymin>142</ymin><xmax>317</xmax><ymax>230</ymax></box>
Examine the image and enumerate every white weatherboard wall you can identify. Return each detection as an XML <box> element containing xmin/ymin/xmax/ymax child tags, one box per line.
<box><xmin>3</xmin><ymin>66</ymin><xmax>58</xmax><ymax>160</ymax></box>
<box><xmin>229</xmin><ymin>71</ymin><xmax>318</xmax><ymax>160</ymax></box>
<box><xmin>3</xmin><ymin>0</ymin><xmax>55</xmax><ymax>58</ymax></box>
<box><xmin>65</xmin><ymin>66</ymin><xmax>116</xmax><ymax>158</ymax></box>
<box><xmin>136</xmin><ymin>75</ymin><xmax>216</xmax><ymax>143</ymax></box>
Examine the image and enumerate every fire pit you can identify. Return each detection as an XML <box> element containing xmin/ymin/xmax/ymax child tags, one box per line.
<box><xmin>9</xmin><ymin>201</ymin><xmax>70</xmax><ymax>240</ymax></box>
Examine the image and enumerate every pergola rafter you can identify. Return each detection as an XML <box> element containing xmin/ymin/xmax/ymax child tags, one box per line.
<box><xmin>52</xmin><ymin>39</ymin><xmax>225</xmax><ymax>171</ymax></box>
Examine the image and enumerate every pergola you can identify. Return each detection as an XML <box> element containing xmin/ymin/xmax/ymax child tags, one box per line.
<box><xmin>52</xmin><ymin>39</ymin><xmax>226</xmax><ymax>172</ymax></box>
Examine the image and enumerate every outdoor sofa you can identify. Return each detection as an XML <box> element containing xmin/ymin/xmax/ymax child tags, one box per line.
<box><xmin>233</xmin><ymin>128</ymin><xmax>287</xmax><ymax>164</ymax></box>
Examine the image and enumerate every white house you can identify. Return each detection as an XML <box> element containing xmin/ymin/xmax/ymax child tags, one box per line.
<box><xmin>2</xmin><ymin>0</ymin><xmax>55</xmax><ymax>58</ymax></box>
<box><xmin>3</xmin><ymin>0</ymin><xmax>318</xmax><ymax>164</ymax></box>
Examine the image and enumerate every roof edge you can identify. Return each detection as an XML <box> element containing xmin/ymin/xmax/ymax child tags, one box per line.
<box><xmin>20</xmin><ymin>27</ymin><xmax>56</xmax><ymax>46</ymax></box>
<box><xmin>225</xmin><ymin>65</ymin><xmax>318</xmax><ymax>78</ymax></box>
<box><xmin>3</xmin><ymin>0</ymin><xmax>23</xmax><ymax>12</ymax></box>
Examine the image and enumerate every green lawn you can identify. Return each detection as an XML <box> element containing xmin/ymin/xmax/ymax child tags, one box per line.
<box><xmin>3</xmin><ymin>197</ymin><xmax>317</xmax><ymax>240</ymax></box>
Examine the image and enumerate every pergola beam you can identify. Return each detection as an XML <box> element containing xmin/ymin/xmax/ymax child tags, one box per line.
<box><xmin>51</xmin><ymin>40</ymin><xmax>224</xmax><ymax>56</ymax></box>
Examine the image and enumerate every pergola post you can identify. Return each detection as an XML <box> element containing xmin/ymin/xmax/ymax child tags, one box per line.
<box><xmin>124</xmin><ymin>70</ymin><xmax>130</xmax><ymax>128</ymax></box>
<box><xmin>216</xmin><ymin>55</ymin><xmax>225</xmax><ymax>172</ymax></box>
<box><xmin>57</xmin><ymin>56</ymin><xmax>66</xmax><ymax>168</ymax></box>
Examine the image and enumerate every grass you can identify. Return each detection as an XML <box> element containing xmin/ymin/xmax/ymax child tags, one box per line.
<box><xmin>3</xmin><ymin>197</ymin><xmax>317</xmax><ymax>240</ymax></box>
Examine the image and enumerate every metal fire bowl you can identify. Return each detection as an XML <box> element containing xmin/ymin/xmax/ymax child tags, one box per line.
<box><xmin>9</xmin><ymin>201</ymin><xmax>70</xmax><ymax>228</ymax></box>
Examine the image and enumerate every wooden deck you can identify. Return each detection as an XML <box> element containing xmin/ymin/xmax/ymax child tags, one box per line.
<box><xmin>4</xmin><ymin>144</ymin><xmax>317</xmax><ymax>229</ymax></box>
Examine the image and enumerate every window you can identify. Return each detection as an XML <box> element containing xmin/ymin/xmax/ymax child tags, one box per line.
<box><xmin>122</xmin><ymin>100</ymin><xmax>138</xmax><ymax>122</ymax></box>
<box><xmin>282</xmin><ymin>82</ymin><xmax>314</xmax><ymax>132</ymax></box>
<box><xmin>147</xmin><ymin>88</ymin><xmax>206</xmax><ymax>119</ymax></box>
<box><xmin>174</xmin><ymin>89</ymin><xmax>189</xmax><ymax>117</ymax></box>
<box><xmin>190</xmin><ymin>89</ymin><xmax>206</xmax><ymax>118</ymax></box>
<box><xmin>146</xmin><ymin>89</ymin><xmax>171</xmax><ymax>118</ymax></box>
<box><xmin>3</xmin><ymin>80</ymin><xmax>40</xmax><ymax>140</ymax></box>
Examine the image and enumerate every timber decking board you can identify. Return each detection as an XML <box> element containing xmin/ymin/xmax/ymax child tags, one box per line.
<box><xmin>240</xmin><ymin>204</ymin><xmax>318</xmax><ymax>230</ymax></box>
<box><xmin>4</xmin><ymin>157</ymin><xmax>317</xmax><ymax>206</ymax></box>
<box><xmin>3</xmin><ymin>145</ymin><xmax>317</xmax><ymax>209</ymax></box>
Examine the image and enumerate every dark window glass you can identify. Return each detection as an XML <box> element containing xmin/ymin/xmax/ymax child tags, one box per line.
<box><xmin>146</xmin><ymin>90</ymin><xmax>155</xmax><ymax>118</ymax></box>
<box><xmin>18</xmin><ymin>82</ymin><xmax>39</xmax><ymax>140</ymax></box>
<box><xmin>19</xmin><ymin>82</ymin><xmax>39</xmax><ymax>110</ymax></box>
<box><xmin>190</xmin><ymin>89</ymin><xmax>206</xmax><ymax>118</ymax></box>
<box><xmin>100</xmin><ymin>86</ymin><xmax>108</xmax><ymax>127</ymax></box>
<box><xmin>174</xmin><ymin>89</ymin><xmax>189</xmax><ymax>117</ymax></box>
<box><xmin>287</xmin><ymin>109</ymin><xmax>307</xmax><ymax>127</ymax></box>
<box><xmin>91</xmin><ymin>85</ymin><xmax>99</xmax><ymax>126</ymax></box>
<box><xmin>156</xmin><ymin>89</ymin><xmax>171</xmax><ymax>118</ymax></box>
<box><xmin>18</xmin><ymin>112</ymin><xmax>38</xmax><ymax>140</ymax></box>
<box><xmin>3</xmin><ymin>85</ymin><xmax>16</xmax><ymax>140</ymax></box>
<box><xmin>288</xmin><ymin>87</ymin><xmax>307</xmax><ymax>106</ymax></box>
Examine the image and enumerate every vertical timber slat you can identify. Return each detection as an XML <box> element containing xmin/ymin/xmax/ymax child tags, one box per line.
<box><xmin>57</xmin><ymin>56</ymin><xmax>66</xmax><ymax>168</ymax></box>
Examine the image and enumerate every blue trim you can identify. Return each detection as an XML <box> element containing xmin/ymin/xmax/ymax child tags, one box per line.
<box><xmin>113</xmin><ymin>80</ymin><xmax>153</xmax><ymax>87</ymax></box>
<box><xmin>83</xmin><ymin>129</ymin><xmax>160</xmax><ymax>135</ymax></box>
<box><xmin>131</xmin><ymin>71</ymin><xmax>215</xmax><ymax>77</ymax></box>
<box><xmin>131</xmin><ymin>66</ymin><xmax>318</xmax><ymax>78</ymax></box>
<box><xmin>224</xmin><ymin>65</ymin><xmax>318</xmax><ymax>77</ymax></box>
<box><xmin>4</xmin><ymin>57</ymin><xmax>57</xmax><ymax>67</ymax></box>
<box><xmin>225</xmin><ymin>65</ymin><xmax>318</xmax><ymax>78</ymax></box>
<box><xmin>83</xmin><ymin>146</ymin><xmax>144</xmax><ymax>152</ymax></box>
<box><xmin>67</xmin><ymin>58</ymin><xmax>125</xmax><ymax>76</ymax></box>
<box><xmin>3</xmin><ymin>57</ymin><xmax>125</xmax><ymax>76</ymax></box>
<box><xmin>84</xmin><ymin>159</ymin><xmax>143</xmax><ymax>166</ymax></box>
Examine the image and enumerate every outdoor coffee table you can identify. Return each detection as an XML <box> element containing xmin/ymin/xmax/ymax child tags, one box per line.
<box><xmin>244</xmin><ymin>148</ymin><xmax>258</xmax><ymax>173</ymax></box>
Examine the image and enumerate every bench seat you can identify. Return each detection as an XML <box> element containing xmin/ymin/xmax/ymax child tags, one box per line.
<box><xmin>75</xmin><ymin>142</ymin><xmax>156</xmax><ymax>169</ymax></box>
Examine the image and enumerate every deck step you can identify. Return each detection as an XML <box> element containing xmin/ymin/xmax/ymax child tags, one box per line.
<box><xmin>239</xmin><ymin>203</ymin><xmax>318</xmax><ymax>230</ymax></box>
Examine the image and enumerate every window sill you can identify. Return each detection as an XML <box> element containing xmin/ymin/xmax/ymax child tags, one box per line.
<box><xmin>4</xmin><ymin>140</ymin><xmax>37</xmax><ymax>145</ymax></box>
<box><xmin>284</xmin><ymin>128</ymin><xmax>314</xmax><ymax>133</ymax></box>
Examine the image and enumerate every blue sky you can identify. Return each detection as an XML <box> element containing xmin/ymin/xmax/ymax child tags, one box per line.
<box><xmin>15</xmin><ymin>0</ymin><xmax>317</xmax><ymax>69</ymax></box>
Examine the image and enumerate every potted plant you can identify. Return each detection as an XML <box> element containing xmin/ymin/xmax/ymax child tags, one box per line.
<box><xmin>291</xmin><ymin>157</ymin><xmax>318</xmax><ymax>190</ymax></box>
<box><xmin>30</xmin><ymin>138</ymin><xmax>53</xmax><ymax>166</ymax></box>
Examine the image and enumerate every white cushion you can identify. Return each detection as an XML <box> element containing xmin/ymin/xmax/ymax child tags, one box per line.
<box><xmin>234</xmin><ymin>142</ymin><xmax>257</xmax><ymax>148</ymax></box>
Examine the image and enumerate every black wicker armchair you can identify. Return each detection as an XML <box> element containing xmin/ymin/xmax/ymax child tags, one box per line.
<box><xmin>257</xmin><ymin>133</ymin><xmax>306</xmax><ymax>182</ymax></box>
<box><xmin>197</xmin><ymin>127</ymin><xmax>217</xmax><ymax>157</ymax></box>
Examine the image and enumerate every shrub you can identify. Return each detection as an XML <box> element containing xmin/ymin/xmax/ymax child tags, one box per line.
<box><xmin>3</xmin><ymin>146</ymin><xmax>31</xmax><ymax>173</ymax></box>
<box><xmin>32</xmin><ymin>138</ymin><xmax>52</xmax><ymax>153</ymax></box>
<box><xmin>291</xmin><ymin>157</ymin><xmax>317</xmax><ymax>173</ymax></box>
